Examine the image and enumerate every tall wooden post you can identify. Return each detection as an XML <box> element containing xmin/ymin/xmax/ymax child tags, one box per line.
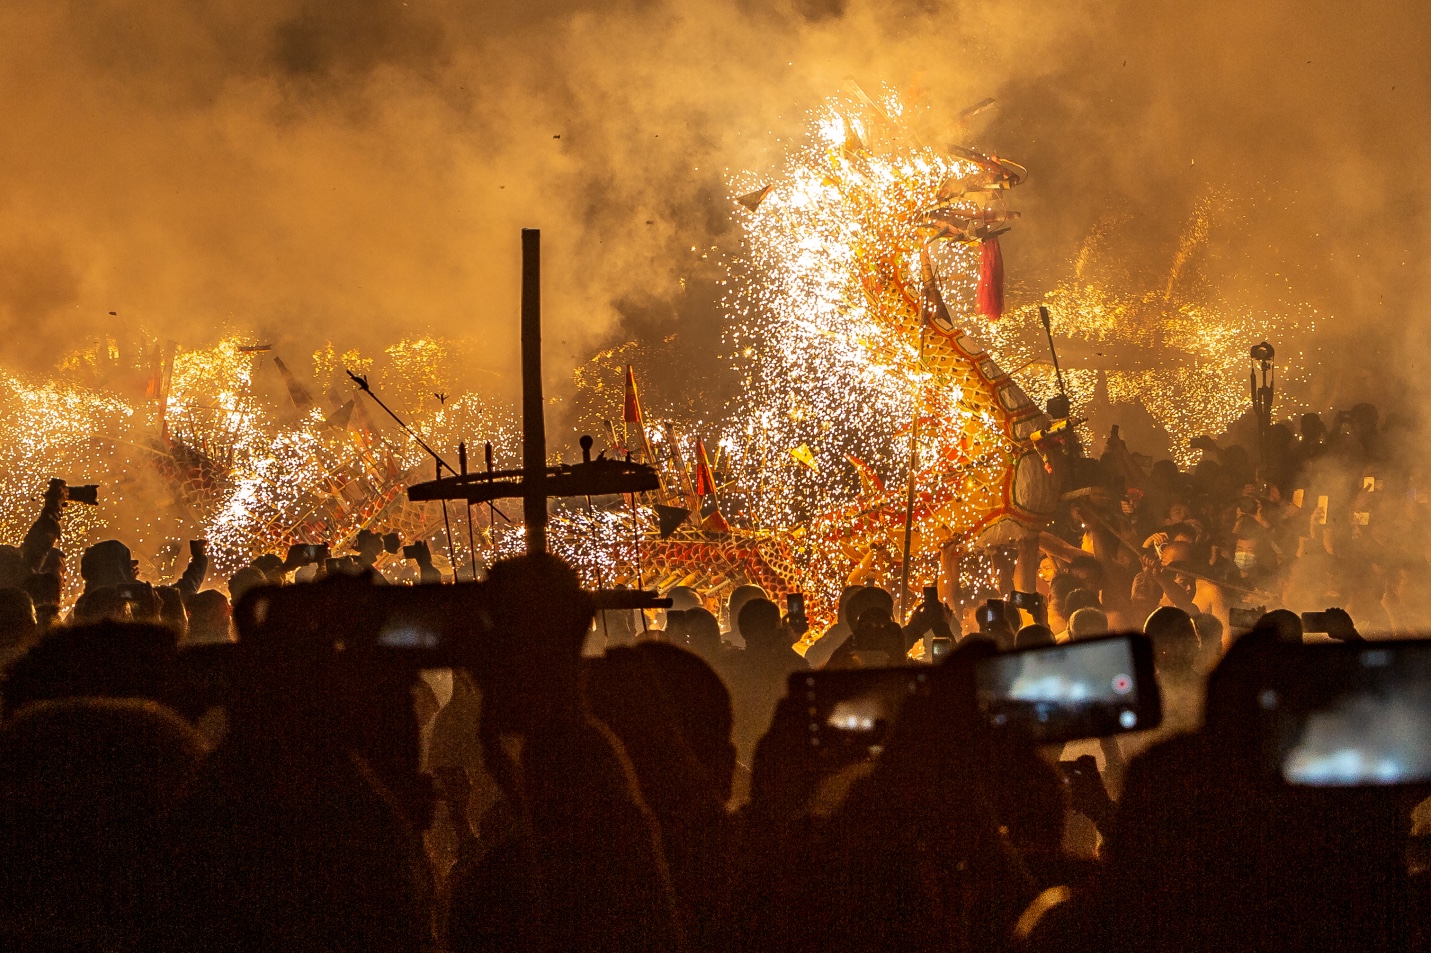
<box><xmin>521</xmin><ymin>229</ymin><xmax>548</xmax><ymax>553</ymax></box>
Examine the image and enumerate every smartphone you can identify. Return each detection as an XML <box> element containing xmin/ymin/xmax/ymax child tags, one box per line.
<box><xmin>190</xmin><ymin>539</ymin><xmax>208</xmax><ymax>557</ymax></box>
<box><xmin>923</xmin><ymin>585</ymin><xmax>940</xmax><ymax>606</ymax></box>
<box><xmin>115</xmin><ymin>582</ymin><xmax>153</xmax><ymax>603</ymax></box>
<box><xmin>1301</xmin><ymin>611</ymin><xmax>1332</xmax><ymax>634</ymax></box>
<box><xmin>1007</xmin><ymin>589</ymin><xmax>1041</xmax><ymax>612</ymax></box>
<box><xmin>402</xmin><ymin>543</ymin><xmax>425</xmax><ymax>560</ymax></box>
<box><xmin>976</xmin><ymin>598</ymin><xmax>1009</xmax><ymax>630</ymax></box>
<box><xmin>1261</xmin><ymin>639</ymin><xmax>1431</xmax><ymax>787</ymax></box>
<box><xmin>929</xmin><ymin>636</ymin><xmax>953</xmax><ymax>660</ymax></box>
<box><xmin>1229</xmin><ymin>606</ymin><xmax>1267</xmax><ymax>630</ymax></box>
<box><xmin>975</xmin><ymin>633</ymin><xmax>1162</xmax><ymax>743</ymax></box>
<box><xmin>789</xmin><ymin>667</ymin><xmax>930</xmax><ymax>770</ymax></box>
<box><xmin>786</xmin><ymin>592</ymin><xmax>806</xmax><ymax>618</ymax></box>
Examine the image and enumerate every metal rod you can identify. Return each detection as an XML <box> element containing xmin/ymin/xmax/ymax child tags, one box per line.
<box><xmin>485</xmin><ymin>441</ymin><xmax>499</xmax><ymax>550</ymax></box>
<box><xmin>460</xmin><ymin>441</ymin><xmax>480</xmax><ymax>582</ymax></box>
<box><xmin>897</xmin><ymin>322</ymin><xmax>928</xmax><ymax>622</ymax></box>
<box><xmin>346</xmin><ymin>370</ymin><xmax>453</xmax><ymax>473</ymax></box>
<box><xmin>630</xmin><ymin>490</ymin><xmax>647</xmax><ymax>632</ymax></box>
<box><xmin>521</xmin><ymin>228</ymin><xmax>548</xmax><ymax>554</ymax></box>
<box><xmin>1039</xmin><ymin>305</ymin><xmax>1067</xmax><ymax>396</ymax></box>
<box><xmin>438</xmin><ymin>457</ymin><xmax>458</xmax><ymax>582</ymax></box>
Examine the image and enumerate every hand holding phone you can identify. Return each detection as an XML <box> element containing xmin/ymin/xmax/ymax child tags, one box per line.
<box><xmin>1007</xmin><ymin>590</ymin><xmax>1048</xmax><ymax>627</ymax></box>
<box><xmin>784</xmin><ymin>592</ymin><xmax>809</xmax><ymax>636</ymax></box>
<box><xmin>1263</xmin><ymin>639</ymin><xmax>1431</xmax><ymax>787</ymax></box>
<box><xmin>190</xmin><ymin>539</ymin><xmax>208</xmax><ymax>558</ymax></box>
<box><xmin>789</xmin><ymin>667</ymin><xmax>930</xmax><ymax>775</ymax></box>
<box><xmin>1300</xmin><ymin>608</ymin><xmax>1360</xmax><ymax>641</ymax></box>
<box><xmin>975</xmin><ymin>633</ymin><xmax>1162</xmax><ymax>743</ymax></box>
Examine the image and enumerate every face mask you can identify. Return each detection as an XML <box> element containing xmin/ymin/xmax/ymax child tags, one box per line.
<box><xmin>1234</xmin><ymin>551</ymin><xmax>1256</xmax><ymax>571</ymax></box>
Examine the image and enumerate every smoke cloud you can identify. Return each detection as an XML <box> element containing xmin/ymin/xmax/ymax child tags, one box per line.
<box><xmin>0</xmin><ymin>0</ymin><xmax>1427</xmax><ymax>423</ymax></box>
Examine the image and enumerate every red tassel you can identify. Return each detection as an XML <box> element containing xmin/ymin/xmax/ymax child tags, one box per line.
<box><xmin>976</xmin><ymin>236</ymin><xmax>1005</xmax><ymax>320</ymax></box>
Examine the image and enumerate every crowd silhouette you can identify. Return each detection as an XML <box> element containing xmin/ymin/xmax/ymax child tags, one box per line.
<box><xmin>0</xmin><ymin>405</ymin><xmax>1429</xmax><ymax>952</ymax></box>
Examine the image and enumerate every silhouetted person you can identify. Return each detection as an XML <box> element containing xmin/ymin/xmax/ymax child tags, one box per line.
<box><xmin>1033</xmin><ymin>633</ymin><xmax>1411</xmax><ymax>953</ymax></box>
<box><xmin>681</xmin><ymin>606</ymin><xmax>726</xmax><ymax>670</ymax></box>
<box><xmin>802</xmin><ymin>585</ymin><xmax>866</xmax><ymax>669</ymax></box>
<box><xmin>446</xmin><ymin>554</ymin><xmax>683</xmax><ymax>953</ymax></box>
<box><xmin>724</xmin><ymin>583</ymin><xmax>768</xmax><ymax>649</ymax></box>
<box><xmin>0</xmin><ymin>587</ymin><xmax>37</xmax><ymax>669</ymax></box>
<box><xmin>1</xmin><ymin>621</ymin><xmax>188</xmax><ymax>720</ymax></box>
<box><xmin>183</xmin><ymin>589</ymin><xmax>232</xmax><ymax>644</ymax></box>
<box><xmin>1066</xmin><ymin>606</ymin><xmax>1109</xmax><ymax>640</ymax></box>
<box><xmin>79</xmin><ymin>540</ymin><xmax>138</xmax><ymax>594</ymax></box>
<box><xmin>1015</xmin><ymin>622</ymin><xmax>1056</xmax><ymax>648</ymax></box>
<box><xmin>157</xmin><ymin>577</ymin><xmax>436</xmax><ymax>952</ymax></box>
<box><xmin>724</xmin><ymin>598</ymin><xmax>805</xmax><ymax>764</ymax></box>
<box><xmin>826</xmin><ymin>606</ymin><xmax>904</xmax><ymax>668</ymax></box>
<box><xmin>0</xmin><ymin>698</ymin><xmax>204</xmax><ymax>953</ymax></box>
<box><xmin>585</xmin><ymin>642</ymin><xmax>736</xmax><ymax>951</ymax></box>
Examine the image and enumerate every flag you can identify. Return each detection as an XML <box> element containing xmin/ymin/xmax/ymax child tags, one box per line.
<box><xmin>790</xmin><ymin>444</ymin><xmax>818</xmax><ymax>472</ymax></box>
<box><xmin>976</xmin><ymin>236</ymin><xmax>1005</xmax><ymax>320</ymax></box>
<box><xmin>654</xmin><ymin>504</ymin><xmax>689</xmax><ymax>539</ymax></box>
<box><xmin>273</xmin><ymin>356</ymin><xmax>315</xmax><ymax>412</ymax></box>
<box><xmin>623</xmin><ymin>365</ymin><xmax>643</xmax><ymax>425</ymax></box>
<box><xmin>694</xmin><ymin>438</ymin><xmax>717</xmax><ymax>497</ymax></box>
<box><xmin>736</xmin><ymin>185</ymin><xmax>773</xmax><ymax>211</ymax></box>
<box><xmin>700</xmin><ymin>509</ymin><xmax>730</xmax><ymax>535</ymax></box>
<box><xmin>846</xmin><ymin>454</ymin><xmax>886</xmax><ymax>496</ymax></box>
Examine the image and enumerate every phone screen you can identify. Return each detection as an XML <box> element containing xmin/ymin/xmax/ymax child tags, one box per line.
<box><xmin>786</xmin><ymin>593</ymin><xmax>805</xmax><ymax>618</ymax></box>
<box><xmin>1267</xmin><ymin>641</ymin><xmax>1431</xmax><ymax>787</ymax></box>
<box><xmin>975</xmin><ymin>634</ymin><xmax>1160</xmax><ymax>743</ymax></box>
<box><xmin>791</xmin><ymin>668</ymin><xmax>929</xmax><ymax>770</ymax></box>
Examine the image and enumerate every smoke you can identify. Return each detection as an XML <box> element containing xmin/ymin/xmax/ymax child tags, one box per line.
<box><xmin>0</xmin><ymin>0</ymin><xmax>1428</xmax><ymax>428</ymax></box>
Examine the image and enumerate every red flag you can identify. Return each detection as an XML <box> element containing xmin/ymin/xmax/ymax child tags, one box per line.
<box><xmin>623</xmin><ymin>365</ymin><xmax>643</xmax><ymax>425</ymax></box>
<box><xmin>976</xmin><ymin>236</ymin><xmax>1005</xmax><ymax>320</ymax></box>
<box><xmin>694</xmin><ymin>437</ymin><xmax>717</xmax><ymax>497</ymax></box>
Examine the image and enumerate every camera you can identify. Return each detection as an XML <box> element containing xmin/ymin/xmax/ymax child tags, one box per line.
<box><xmin>1047</xmin><ymin>393</ymin><xmax>1071</xmax><ymax>420</ymax></box>
<box><xmin>52</xmin><ymin>480</ymin><xmax>100</xmax><ymax>506</ymax></box>
<box><xmin>1249</xmin><ymin>341</ymin><xmax>1275</xmax><ymax>362</ymax></box>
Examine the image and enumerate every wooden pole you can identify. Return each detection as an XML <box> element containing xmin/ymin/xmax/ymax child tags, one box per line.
<box><xmin>521</xmin><ymin>229</ymin><xmax>548</xmax><ymax>554</ymax></box>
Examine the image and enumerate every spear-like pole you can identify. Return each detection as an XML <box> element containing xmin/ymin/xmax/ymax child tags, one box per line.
<box><xmin>897</xmin><ymin>322</ymin><xmax>928</xmax><ymax>622</ymax></box>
